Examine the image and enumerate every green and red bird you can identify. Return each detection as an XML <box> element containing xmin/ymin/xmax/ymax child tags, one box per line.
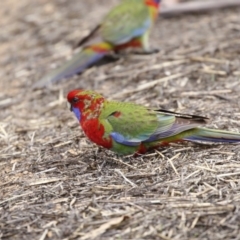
<box><xmin>67</xmin><ymin>89</ymin><xmax>240</xmax><ymax>155</ymax></box>
<box><xmin>34</xmin><ymin>0</ymin><xmax>161</xmax><ymax>88</ymax></box>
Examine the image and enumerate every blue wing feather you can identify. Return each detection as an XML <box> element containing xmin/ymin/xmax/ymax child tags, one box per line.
<box><xmin>113</xmin><ymin>19</ymin><xmax>151</xmax><ymax>45</ymax></box>
<box><xmin>110</xmin><ymin>132</ymin><xmax>141</xmax><ymax>146</ymax></box>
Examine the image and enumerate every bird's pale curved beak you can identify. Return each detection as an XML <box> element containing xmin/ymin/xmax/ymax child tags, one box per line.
<box><xmin>67</xmin><ymin>102</ymin><xmax>72</xmax><ymax>111</ymax></box>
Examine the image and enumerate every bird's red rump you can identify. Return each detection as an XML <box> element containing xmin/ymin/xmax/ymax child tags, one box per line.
<box><xmin>137</xmin><ymin>144</ymin><xmax>148</xmax><ymax>154</ymax></box>
<box><xmin>115</xmin><ymin>39</ymin><xmax>142</xmax><ymax>51</ymax></box>
<box><xmin>82</xmin><ymin>119</ymin><xmax>112</xmax><ymax>149</ymax></box>
<box><xmin>160</xmin><ymin>141</ymin><xmax>170</xmax><ymax>147</ymax></box>
<box><xmin>90</xmin><ymin>46</ymin><xmax>109</xmax><ymax>53</ymax></box>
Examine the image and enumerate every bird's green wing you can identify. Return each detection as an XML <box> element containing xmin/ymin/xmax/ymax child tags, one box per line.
<box><xmin>101</xmin><ymin>0</ymin><xmax>151</xmax><ymax>44</ymax></box>
<box><xmin>99</xmin><ymin>101</ymin><xmax>177</xmax><ymax>146</ymax></box>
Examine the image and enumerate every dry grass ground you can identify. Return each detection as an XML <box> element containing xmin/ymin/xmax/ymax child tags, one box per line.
<box><xmin>1</xmin><ymin>0</ymin><xmax>240</xmax><ymax>239</ymax></box>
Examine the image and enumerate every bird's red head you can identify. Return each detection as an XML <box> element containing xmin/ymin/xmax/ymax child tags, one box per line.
<box><xmin>67</xmin><ymin>89</ymin><xmax>105</xmax><ymax>122</ymax></box>
<box><xmin>144</xmin><ymin>0</ymin><xmax>160</xmax><ymax>20</ymax></box>
<box><xmin>145</xmin><ymin>0</ymin><xmax>161</xmax><ymax>8</ymax></box>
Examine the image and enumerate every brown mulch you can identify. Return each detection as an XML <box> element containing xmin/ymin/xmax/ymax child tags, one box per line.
<box><xmin>1</xmin><ymin>0</ymin><xmax>240</xmax><ymax>239</ymax></box>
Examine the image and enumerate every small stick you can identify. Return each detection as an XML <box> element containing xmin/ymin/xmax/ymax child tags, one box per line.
<box><xmin>168</xmin><ymin>153</ymin><xmax>180</xmax><ymax>176</ymax></box>
<box><xmin>114</xmin><ymin>169</ymin><xmax>138</xmax><ymax>188</ymax></box>
<box><xmin>160</xmin><ymin>0</ymin><xmax>240</xmax><ymax>17</ymax></box>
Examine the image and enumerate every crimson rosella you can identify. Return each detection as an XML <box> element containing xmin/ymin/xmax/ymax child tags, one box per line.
<box><xmin>67</xmin><ymin>89</ymin><xmax>240</xmax><ymax>155</ymax></box>
<box><xmin>34</xmin><ymin>0</ymin><xmax>161</xmax><ymax>88</ymax></box>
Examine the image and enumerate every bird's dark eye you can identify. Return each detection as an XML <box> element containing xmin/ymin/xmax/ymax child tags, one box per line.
<box><xmin>72</xmin><ymin>97</ymin><xmax>79</xmax><ymax>103</ymax></box>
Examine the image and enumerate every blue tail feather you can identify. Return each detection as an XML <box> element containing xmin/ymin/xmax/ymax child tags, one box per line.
<box><xmin>33</xmin><ymin>50</ymin><xmax>106</xmax><ymax>88</ymax></box>
<box><xmin>184</xmin><ymin>128</ymin><xmax>240</xmax><ymax>144</ymax></box>
<box><xmin>184</xmin><ymin>136</ymin><xmax>240</xmax><ymax>143</ymax></box>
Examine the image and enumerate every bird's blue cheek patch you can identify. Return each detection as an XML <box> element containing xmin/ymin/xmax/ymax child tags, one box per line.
<box><xmin>72</xmin><ymin>107</ymin><xmax>81</xmax><ymax>121</ymax></box>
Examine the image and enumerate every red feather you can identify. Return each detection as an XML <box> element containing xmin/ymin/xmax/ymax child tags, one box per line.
<box><xmin>81</xmin><ymin>119</ymin><xmax>112</xmax><ymax>149</ymax></box>
<box><xmin>68</xmin><ymin>90</ymin><xmax>113</xmax><ymax>149</ymax></box>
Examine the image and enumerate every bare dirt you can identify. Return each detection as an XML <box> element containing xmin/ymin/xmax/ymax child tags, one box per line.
<box><xmin>1</xmin><ymin>0</ymin><xmax>240</xmax><ymax>239</ymax></box>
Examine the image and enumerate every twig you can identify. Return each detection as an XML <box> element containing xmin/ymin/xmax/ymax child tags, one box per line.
<box><xmin>108</xmin><ymin>157</ymin><xmax>138</xmax><ymax>170</ymax></box>
<box><xmin>39</xmin><ymin>229</ymin><xmax>48</xmax><ymax>240</ymax></box>
<box><xmin>114</xmin><ymin>169</ymin><xmax>138</xmax><ymax>188</ymax></box>
<box><xmin>181</xmin><ymin>89</ymin><xmax>232</xmax><ymax>97</ymax></box>
<box><xmin>200</xmin><ymin>68</ymin><xmax>227</xmax><ymax>76</ymax></box>
<box><xmin>190</xmin><ymin>56</ymin><xmax>228</xmax><ymax>64</ymax></box>
<box><xmin>0</xmin><ymin>192</ymin><xmax>33</xmax><ymax>205</ymax></box>
<box><xmin>168</xmin><ymin>153</ymin><xmax>181</xmax><ymax>176</ymax></box>
<box><xmin>190</xmin><ymin>164</ymin><xmax>217</xmax><ymax>173</ymax></box>
<box><xmin>217</xmin><ymin>172</ymin><xmax>240</xmax><ymax>178</ymax></box>
<box><xmin>28</xmin><ymin>177</ymin><xmax>67</xmax><ymax>186</ymax></box>
<box><xmin>161</xmin><ymin>0</ymin><xmax>240</xmax><ymax>17</ymax></box>
<box><xmin>115</xmin><ymin>71</ymin><xmax>190</xmax><ymax>97</ymax></box>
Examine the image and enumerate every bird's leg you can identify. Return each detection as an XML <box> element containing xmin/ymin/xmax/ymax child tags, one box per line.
<box><xmin>132</xmin><ymin>31</ymin><xmax>160</xmax><ymax>55</ymax></box>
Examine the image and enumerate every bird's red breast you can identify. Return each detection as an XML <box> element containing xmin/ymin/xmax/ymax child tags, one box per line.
<box><xmin>69</xmin><ymin>91</ymin><xmax>113</xmax><ymax>150</ymax></box>
<box><xmin>81</xmin><ymin>118</ymin><xmax>113</xmax><ymax>149</ymax></box>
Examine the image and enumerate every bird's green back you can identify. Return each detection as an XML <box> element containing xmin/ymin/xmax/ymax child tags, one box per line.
<box><xmin>101</xmin><ymin>0</ymin><xmax>151</xmax><ymax>44</ymax></box>
<box><xmin>99</xmin><ymin>101</ymin><xmax>176</xmax><ymax>141</ymax></box>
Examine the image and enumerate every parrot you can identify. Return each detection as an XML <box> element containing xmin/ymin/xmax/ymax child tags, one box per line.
<box><xmin>33</xmin><ymin>0</ymin><xmax>161</xmax><ymax>88</ymax></box>
<box><xmin>67</xmin><ymin>89</ymin><xmax>240</xmax><ymax>155</ymax></box>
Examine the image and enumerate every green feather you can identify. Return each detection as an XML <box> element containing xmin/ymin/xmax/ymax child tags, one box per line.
<box><xmin>101</xmin><ymin>0</ymin><xmax>150</xmax><ymax>44</ymax></box>
<box><xmin>100</xmin><ymin>101</ymin><xmax>159</xmax><ymax>139</ymax></box>
<box><xmin>98</xmin><ymin>101</ymin><xmax>181</xmax><ymax>154</ymax></box>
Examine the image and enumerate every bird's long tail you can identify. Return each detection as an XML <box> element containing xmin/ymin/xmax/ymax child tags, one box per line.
<box><xmin>183</xmin><ymin>128</ymin><xmax>240</xmax><ymax>143</ymax></box>
<box><xmin>33</xmin><ymin>42</ymin><xmax>113</xmax><ymax>88</ymax></box>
